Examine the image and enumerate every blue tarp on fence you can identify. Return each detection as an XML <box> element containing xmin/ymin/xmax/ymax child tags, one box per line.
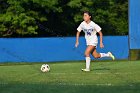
<box><xmin>0</xmin><ymin>36</ymin><xmax>128</xmax><ymax>62</ymax></box>
<box><xmin>129</xmin><ymin>0</ymin><xmax>140</xmax><ymax>49</ymax></box>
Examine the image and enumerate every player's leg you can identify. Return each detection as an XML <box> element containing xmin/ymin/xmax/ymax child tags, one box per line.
<box><xmin>91</xmin><ymin>49</ymin><xmax>101</xmax><ymax>58</ymax></box>
<box><xmin>92</xmin><ymin>49</ymin><xmax>115</xmax><ymax>60</ymax></box>
<box><xmin>82</xmin><ymin>45</ymin><xmax>95</xmax><ymax>71</ymax></box>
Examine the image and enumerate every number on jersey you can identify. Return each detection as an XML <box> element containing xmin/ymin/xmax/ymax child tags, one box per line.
<box><xmin>87</xmin><ymin>31</ymin><xmax>91</xmax><ymax>36</ymax></box>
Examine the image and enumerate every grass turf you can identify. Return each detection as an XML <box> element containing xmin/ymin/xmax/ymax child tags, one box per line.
<box><xmin>0</xmin><ymin>61</ymin><xmax>140</xmax><ymax>93</ymax></box>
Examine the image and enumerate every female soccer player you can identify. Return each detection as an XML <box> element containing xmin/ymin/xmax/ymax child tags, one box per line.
<box><xmin>75</xmin><ymin>11</ymin><xmax>115</xmax><ymax>72</ymax></box>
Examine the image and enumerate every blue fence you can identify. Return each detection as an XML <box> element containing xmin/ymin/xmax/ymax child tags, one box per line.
<box><xmin>129</xmin><ymin>0</ymin><xmax>140</xmax><ymax>49</ymax></box>
<box><xmin>0</xmin><ymin>36</ymin><xmax>128</xmax><ymax>62</ymax></box>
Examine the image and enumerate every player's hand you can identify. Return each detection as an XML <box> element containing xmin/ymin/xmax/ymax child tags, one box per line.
<box><xmin>100</xmin><ymin>43</ymin><xmax>104</xmax><ymax>48</ymax></box>
<box><xmin>75</xmin><ymin>41</ymin><xmax>79</xmax><ymax>48</ymax></box>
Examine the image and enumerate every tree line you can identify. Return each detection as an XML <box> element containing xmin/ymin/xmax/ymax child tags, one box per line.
<box><xmin>0</xmin><ymin>0</ymin><xmax>128</xmax><ymax>37</ymax></box>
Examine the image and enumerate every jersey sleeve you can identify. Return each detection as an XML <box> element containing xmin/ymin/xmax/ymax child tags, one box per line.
<box><xmin>77</xmin><ymin>23</ymin><xmax>83</xmax><ymax>32</ymax></box>
<box><xmin>94</xmin><ymin>24</ymin><xmax>102</xmax><ymax>32</ymax></box>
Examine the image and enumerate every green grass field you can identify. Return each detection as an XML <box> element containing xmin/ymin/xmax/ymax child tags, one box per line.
<box><xmin>0</xmin><ymin>61</ymin><xmax>140</xmax><ymax>93</ymax></box>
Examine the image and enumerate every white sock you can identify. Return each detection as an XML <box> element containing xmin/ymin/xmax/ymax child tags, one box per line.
<box><xmin>100</xmin><ymin>53</ymin><xmax>109</xmax><ymax>58</ymax></box>
<box><xmin>85</xmin><ymin>57</ymin><xmax>90</xmax><ymax>69</ymax></box>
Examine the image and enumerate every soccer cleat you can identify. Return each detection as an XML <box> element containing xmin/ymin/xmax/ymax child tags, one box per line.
<box><xmin>108</xmin><ymin>52</ymin><xmax>115</xmax><ymax>60</ymax></box>
<box><xmin>81</xmin><ymin>68</ymin><xmax>90</xmax><ymax>72</ymax></box>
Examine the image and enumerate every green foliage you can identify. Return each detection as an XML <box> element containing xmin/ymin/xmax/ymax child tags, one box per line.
<box><xmin>67</xmin><ymin>0</ymin><xmax>128</xmax><ymax>35</ymax></box>
<box><xmin>0</xmin><ymin>0</ymin><xmax>128</xmax><ymax>37</ymax></box>
<box><xmin>0</xmin><ymin>0</ymin><xmax>61</xmax><ymax>37</ymax></box>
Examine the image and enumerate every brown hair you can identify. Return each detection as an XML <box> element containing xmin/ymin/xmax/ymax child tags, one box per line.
<box><xmin>83</xmin><ymin>11</ymin><xmax>92</xmax><ymax>17</ymax></box>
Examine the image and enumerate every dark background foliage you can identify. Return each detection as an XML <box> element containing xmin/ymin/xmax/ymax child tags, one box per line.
<box><xmin>0</xmin><ymin>0</ymin><xmax>128</xmax><ymax>37</ymax></box>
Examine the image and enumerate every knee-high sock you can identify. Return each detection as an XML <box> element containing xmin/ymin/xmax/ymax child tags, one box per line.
<box><xmin>86</xmin><ymin>57</ymin><xmax>91</xmax><ymax>69</ymax></box>
<box><xmin>100</xmin><ymin>53</ymin><xmax>109</xmax><ymax>58</ymax></box>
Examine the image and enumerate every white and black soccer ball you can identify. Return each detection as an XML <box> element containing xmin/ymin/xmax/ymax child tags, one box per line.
<box><xmin>41</xmin><ymin>64</ymin><xmax>50</xmax><ymax>72</ymax></box>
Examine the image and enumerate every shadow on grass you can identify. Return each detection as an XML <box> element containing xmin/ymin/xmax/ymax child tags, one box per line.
<box><xmin>92</xmin><ymin>68</ymin><xmax>111</xmax><ymax>71</ymax></box>
<box><xmin>0</xmin><ymin>83</ymin><xmax>140</xmax><ymax>93</ymax></box>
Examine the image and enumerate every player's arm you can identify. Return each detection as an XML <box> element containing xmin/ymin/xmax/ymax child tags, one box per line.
<box><xmin>76</xmin><ymin>23</ymin><xmax>82</xmax><ymax>47</ymax></box>
<box><xmin>75</xmin><ymin>31</ymin><xmax>80</xmax><ymax>47</ymax></box>
<box><xmin>98</xmin><ymin>31</ymin><xmax>104</xmax><ymax>48</ymax></box>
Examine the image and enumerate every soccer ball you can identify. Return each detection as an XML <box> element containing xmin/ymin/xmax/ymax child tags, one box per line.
<box><xmin>41</xmin><ymin>64</ymin><xmax>50</xmax><ymax>72</ymax></box>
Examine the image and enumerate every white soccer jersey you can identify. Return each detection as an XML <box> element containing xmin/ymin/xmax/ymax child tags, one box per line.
<box><xmin>77</xmin><ymin>21</ymin><xmax>102</xmax><ymax>46</ymax></box>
